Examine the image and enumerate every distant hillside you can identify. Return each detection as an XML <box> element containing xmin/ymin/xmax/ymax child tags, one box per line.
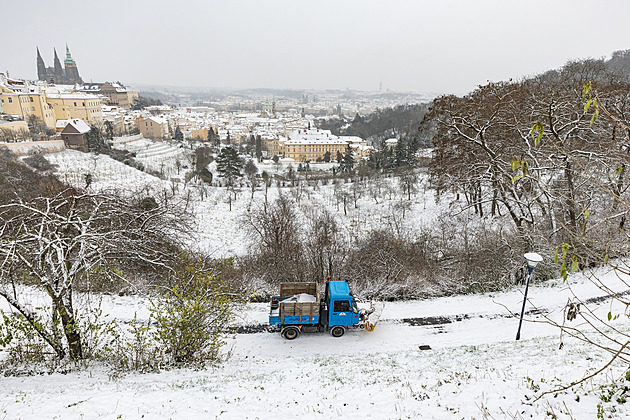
<box><xmin>317</xmin><ymin>103</ymin><xmax>432</xmax><ymax>147</ymax></box>
<box><xmin>606</xmin><ymin>49</ymin><xmax>630</xmax><ymax>77</ymax></box>
<box><xmin>319</xmin><ymin>49</ymin><xmax>630</xmax><ymax>148</ymax></box>
<box><xmin>138</xmin><ymin>91</ymin><xmax>172</xmax><ymax>104</ymax></box>
<box><xmin>531</xmin><ymin>49</ymin><xmax>630</xmax><ymax>85</ymax></box>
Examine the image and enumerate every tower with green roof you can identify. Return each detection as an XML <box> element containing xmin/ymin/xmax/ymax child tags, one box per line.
<box><xmin>35</xmin><ymin>44</ymin><xmax>83</xmax><ymax>84</ymax></box>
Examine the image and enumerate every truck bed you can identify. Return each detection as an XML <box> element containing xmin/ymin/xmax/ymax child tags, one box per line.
<box><xmin>269</xmin><ymin>282</ymin><xmax>320</xmax><ymax>326</ymax></box>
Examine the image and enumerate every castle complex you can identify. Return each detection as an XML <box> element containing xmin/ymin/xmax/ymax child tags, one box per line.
<box><xmin>36</xmin><ymin>45</ymin><xmax>83</xmax><ymax>85</ymax></box>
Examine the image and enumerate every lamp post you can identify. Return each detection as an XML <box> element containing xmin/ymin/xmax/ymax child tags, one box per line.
<box><xmin>516</xmin><ymin>252</ymin><xmax>543</xmax><ymax>341</ymax></box>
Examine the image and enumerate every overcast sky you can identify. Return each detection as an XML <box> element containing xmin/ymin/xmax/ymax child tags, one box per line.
<box><xmin>2</xmin><ymin>0</ymin><xmax>630</xmax><ymax>95</ymax></box>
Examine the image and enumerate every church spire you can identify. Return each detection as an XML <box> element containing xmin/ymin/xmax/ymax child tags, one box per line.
<box><xmin>64</xmin><ymin>44</ymin><xmax>76</xmax><ymax>65</ymax></box>
<box><xmin>53</xmin><ymin>48</ymin><xmax>63</xmax><ymax>76</ymax></box>
<box><xmin>36</xmin><ymin>47</ymin><xmax>47</xmax><ymax>81</ymax></box>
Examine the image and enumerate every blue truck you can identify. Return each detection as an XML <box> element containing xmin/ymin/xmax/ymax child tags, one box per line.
<box><xmin>269</xmin><ymin>280</ymin><xmax>382</xmax><ymax>340</ymax></box>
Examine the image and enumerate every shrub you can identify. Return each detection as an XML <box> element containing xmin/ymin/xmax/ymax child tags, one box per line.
<box><xmin>151</xmin><ymin>259</ymin><xmax>237</xmax><ymax>366</ymax></box>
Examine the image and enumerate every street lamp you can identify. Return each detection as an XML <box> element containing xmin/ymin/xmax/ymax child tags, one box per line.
<box><xmin>516</xmin><ymin>252</ymin><xmax>543</xmax><ymax>341</ymax></box>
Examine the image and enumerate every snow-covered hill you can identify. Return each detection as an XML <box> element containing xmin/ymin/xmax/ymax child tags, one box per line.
<box><xmin>44</xmin><ymin>148</ymin><xmax>443</xmax><ymax>257</ymax></box>
<box><xmin>4</xmin><ymin>148</ymin><xmax>630</xmax><ymax>418</ymax></box>
<box><xmin>1</xmin><ymin>268</ymin><xmax>629</xmax><ymax>418</ymax></box>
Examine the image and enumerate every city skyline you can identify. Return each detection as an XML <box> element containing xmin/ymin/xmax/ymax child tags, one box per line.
<box><xmin>2</xmin><ymin>0</ymin><xmax>630</xmax><ymax>95</ymax></box>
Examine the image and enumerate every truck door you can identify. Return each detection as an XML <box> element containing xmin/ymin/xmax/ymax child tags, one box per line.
<box><xmin>330</xmin><ymin>299</ymin><xmax>359</xmax><ymax>327</ymax></box>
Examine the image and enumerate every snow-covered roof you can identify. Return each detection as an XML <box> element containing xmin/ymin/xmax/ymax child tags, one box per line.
<box><xmin>45</xmin><ymin>91</ymin><xmax>100</xmax><ymax>100</ymax></box>
<box><xmin>61</xmin><ymin>118</ymin><xmax>91</xmax><ymax>134</ymax></box>
<box><xmin>147</xmin><ymin>116</ymin><xmax>167</xmax><ymax>125</ymax></box>
<box><xmin>56</xmin><ymin>120</ymin><xmax>69</xmax><ymax>129</ymax></box>
<box><xmin>283</xmin><ymin>137</ymin><xmax>348</xmax><ymax>146</ymax></box>
<box><xmin>339</xmin><ymin>136</ymin><xmax>365</xmax><ymax>144</ymax></box>
<box><xmin>281</xmin><ymin>128</ymin><xmax>364</xmax><ymax>146</ymax></box>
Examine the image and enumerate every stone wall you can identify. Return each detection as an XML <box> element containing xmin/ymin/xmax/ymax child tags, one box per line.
<box><xmin>0</xmin><ymin>140</ymin><xmax>66</xmax><ymax>156</ymax></box>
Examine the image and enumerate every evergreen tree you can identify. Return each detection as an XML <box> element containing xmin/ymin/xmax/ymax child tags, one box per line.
<box><xmin>340</xmin><ymin>145</ymin><xmax>354</xmax><ymax>172</ymax></box>
<box><xmin>323</xmin><ymin>150</ymin><xmax>331</xmax><ymax>163</ymax></box>
<box><xmin>216</xmin><ymin>147</ymin><xmax>243</xmax><ymax>187</ymax></box>
<box><xmin>394</xmin><ymin>141</ymin><xmax>406</xmax><ymax>167</ymax></box>
<box><xmin>255</xmin><ymin>135</ymin><xmax>263</xmax><ymax>161</ymax></box>
<box><xmin>104</xmin><ymin>121</ymin><xmax>114</xmax><ymax>141</ymax></box>
<box><xmin>174</xmin><ymin>126</ymin><xmax>184</xmax><ymax>141</ymax></box>
<box><xmin>86</xmin><ymin>125</ymin><xmax>109</xmax><ymax>154</ymax></box>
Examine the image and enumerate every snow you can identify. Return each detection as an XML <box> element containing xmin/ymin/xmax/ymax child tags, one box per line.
<box><xmin>283</xmin><ymin>293</ymin><xmax>318</xmax><ymax>303</ymax></box>
<box><xmin>42</xmin><ymin>147</ymin><xmax>442</xmax><ymax>258</ymax></box>
<box><xmin>2</xmin><ymin>268</ymin><xmax>630</xmax><ymax>418</ymax></box>
<box><xmin>62</xmin><ymin>118</ymin><xmax>91</xmax><ymax>134</ymax></box>
<box><xmin>3</xmin><ymin>149</ymin><xmax>630</xmax><ymax>418</ymax></box>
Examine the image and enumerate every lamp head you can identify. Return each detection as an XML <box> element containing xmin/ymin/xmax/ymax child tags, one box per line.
<box><xmin>524</xmin><ymin>252</ymin><xmax>543</xmax><ymax>269</ymax></box>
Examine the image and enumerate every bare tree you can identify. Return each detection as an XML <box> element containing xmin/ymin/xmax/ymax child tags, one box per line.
<box><xmin>243</xmin><ymin>159</ymin><xmax>259</xmax><ymax>199</ymax></box>
<box><xmin>241</xmin><ymin>195</ymin><xmax>306</xmax><ymax>284</ymax></box>
<box><xmin>261</xmin><ymin>171</ymin><xmax>271</xmax><ymax>207</ymax></box>
<box><xmin>527</xmin><ymin>81</ymin><xmax>630</xmax><ymax>397</ymax></box>
<box><xmin>304</xmin><ymin>209</ymin><xmax>345</xmax><ymax>281</ymax></box>
<box><xmin>0</xmin><ymin>187</ymin><xmax>191</xmax><ymax>360</ymax></box>
<box><xmin>397</xmin><ymin>167</ymin><xmax>418</xmax><ymax>201</ymax></box>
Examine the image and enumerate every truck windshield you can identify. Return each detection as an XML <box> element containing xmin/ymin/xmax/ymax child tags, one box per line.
<box><xmin>333</xmin><ymin>300</ymin><xmax>350</xmax><ymax>312</ymax></box>
<box><xmin>351</xmin><ymin>300</ymin><xmax>358</xmax><ymax>314</ymax></box>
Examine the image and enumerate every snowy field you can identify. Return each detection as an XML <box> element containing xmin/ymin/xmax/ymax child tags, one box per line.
<box><xmin>2</xmin><ymin>268</ymin><xmax>629</xmax><ymax>419</ymax></box>
<box><xmin>44</xmin><ymin>147</ymin><xmax>440</xmax><ymax>258</ymax></box>
<box><xmin>3</xmin><ymin>146</ymin><xmax>630</xmax><ymax>418</ymax></box>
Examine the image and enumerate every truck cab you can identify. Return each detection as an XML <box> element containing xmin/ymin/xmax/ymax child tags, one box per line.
<box><xmin>324</xmin><ymin>280</ymin><xmax>360</xmax><ymax>328</ymax></box>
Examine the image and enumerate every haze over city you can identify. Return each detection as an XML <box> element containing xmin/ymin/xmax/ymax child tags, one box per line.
<box><xmin>3</xmin><ymin>0</ymin><xmax>630</xmax><ymax>95</ymax></box>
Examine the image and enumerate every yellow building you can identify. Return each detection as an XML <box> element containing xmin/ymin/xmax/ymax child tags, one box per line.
<box><xmin>45</xmin><ymin>92</ymin><xmax>103</xmax><ymax>125</ymax></box>
<box><xmin>98</xmin><ymin>83</ymin><xmax>139</xmax><ymax>109</ymax></box>
<box><xmin>0</xmin><ymin>86</ymin><xmax>22</xmax><ymax>116</ymax></box>
<box><xmin>0</xmin><ymin>78</ymin><xmax>56</xmax><ymax>130</ymax></box>
<box><xmin>138</xmin><ymin>116</ymin><xmax>169</xmax><ymax>140</ymax></box>
<box><xmin>262</xmin><ymin>134</ymin><xmax>282</xmax><ymax>157</ymax></box>
<box><xmin>280</xmin><ymin>129</ymin><xmax>354</xmax><ymax>162</ymax></box>
<box><xmin>191</xmin><ymin>127</ymin><xmax>210</xmax><ymax>141</ymax></box>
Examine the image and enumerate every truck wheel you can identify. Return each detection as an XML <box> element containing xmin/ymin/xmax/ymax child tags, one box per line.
<box><xmin>330</xmin><ymin>326</ymin><xmax>345</xmax><ymax>338</ymax></box>
<box><xmin>282</xmin><ymin>327</ymin><xmax>300</xmax><ymax>340</ymax></box>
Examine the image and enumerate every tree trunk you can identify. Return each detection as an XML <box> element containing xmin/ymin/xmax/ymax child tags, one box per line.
<box><xmin>564</xmin><ymin>159</ymin><xmax>577</xmax><ymax>232</ymax></box>
<box><xmin>613</xmin><ymin>163</ymin><xmax>625</xmax><ymax>211</ymax></box>
<box><xmin>54</xmin><ymin>296</ymin><xmax>83</xmax><ymax>360</ymax></box>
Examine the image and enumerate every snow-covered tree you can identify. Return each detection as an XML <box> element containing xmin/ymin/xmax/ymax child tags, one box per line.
<box><xmin>0</xmin><ymin>179</ymin><xmax>190</xmax><ymax>360</ymax></box>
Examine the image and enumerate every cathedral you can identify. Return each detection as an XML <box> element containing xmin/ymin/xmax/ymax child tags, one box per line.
<box><xmin>36</xmin><ymin>45</ymin><xmax>83</xmax><ymax>85</ymax></box>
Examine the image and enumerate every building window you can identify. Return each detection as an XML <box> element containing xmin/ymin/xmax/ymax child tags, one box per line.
<box><xmin>30</xmin><ymin>97</ymin><xmax>34</xmax><ymax>102</ymax></box>
<box><xmin>8</xmin><ymin>97</ymin><xmax>12</xmax><ymax>103</ymax></box>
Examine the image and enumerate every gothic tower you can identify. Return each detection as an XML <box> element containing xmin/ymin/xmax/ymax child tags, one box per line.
<box><xmin>63</xmin><ymin>44</ymin><xmax>82</xmax><ymax>84</ymax></box>
<box><xmin>35</xmin><ymin>45</ymin><xmax>83</xmax><ymax>84</ymax></box>
<box><xmin>36</xmin><ymin>47</ymin><xmax>47</xmax><ymax>81</ymax></box>
<box><xmin>53</xmin><ymin>48</ymin><xmax>63</xmax><ymax>79</ymax></box>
